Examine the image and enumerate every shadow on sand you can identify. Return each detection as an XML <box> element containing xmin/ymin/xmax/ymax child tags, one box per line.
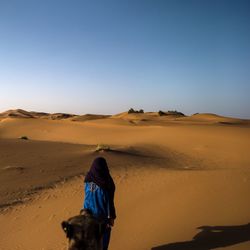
<box><xmin>151</xmin><ymin>223</ymin><xmax>250</xmax><ymax>250</ymax></box>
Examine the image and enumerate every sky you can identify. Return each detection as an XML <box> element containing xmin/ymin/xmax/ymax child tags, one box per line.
<box><xmin>0</xmin><ymin>0</ymin><xmax>249</xmax><ymax>118</ymax></box>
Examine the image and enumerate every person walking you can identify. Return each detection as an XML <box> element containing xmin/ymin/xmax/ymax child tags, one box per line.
<box><xmin>82</xmin><ymin>157</ymin><xmax>116</xmax><ymax>250</ymax></box>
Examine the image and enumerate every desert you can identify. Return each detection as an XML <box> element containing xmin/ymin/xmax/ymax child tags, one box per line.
<box><xmin>1</xmin><ymin>1</ymin><xmax>250</xmax><ymax>249</ymax></box>
<box><xmin>0</xmin><ymin>109</ymin><xmax>249</xmax><ymax>250</ymax></box>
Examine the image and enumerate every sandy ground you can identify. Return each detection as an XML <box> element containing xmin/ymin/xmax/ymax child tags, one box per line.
<box><xmin>0</xmin><ymin>113</ymin><xmax>250</xmax><ymax>249</ymax></box>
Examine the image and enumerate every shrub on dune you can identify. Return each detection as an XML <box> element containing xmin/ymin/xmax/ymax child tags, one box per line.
<box><xmin>19</xmin><ymin>136</ymin><xmax>29</xmax><ymax>140</ymax></box>
<box><xmin>95</xmin><ymin>144</ymin><xmax>110</xmax><ymax>152</ymax></box>
<box><xmin>158</xmin><ymin>110</ymin><xmax>166</xmax><ymax>116</ymax></box>
<box><xmin>158</xmin><ymin>110</ymin><xmax>185</xmax><ymax>116</ymax></box>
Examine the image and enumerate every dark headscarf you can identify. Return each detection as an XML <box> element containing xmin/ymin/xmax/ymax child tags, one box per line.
<box><xmin>85</xmin><ymin>157</ymin><xmax>116</xmax><ymax>218</ymax></box>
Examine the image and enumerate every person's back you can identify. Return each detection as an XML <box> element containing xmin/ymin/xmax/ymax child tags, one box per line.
<box><xmin>84</xmin><ymin>182</ymin><xmax>110</xmax><ymax>219</ymax></box>
<box><xmin>82</xmin><ymin>157</ymin><xmax>116</xmax><ymax>250</ymax></box>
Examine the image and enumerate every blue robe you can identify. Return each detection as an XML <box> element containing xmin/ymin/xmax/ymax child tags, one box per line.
<box><xmin>83</xmin><ymin>182</ymin><xmax>112</xmax><ymax>250</ymax></box>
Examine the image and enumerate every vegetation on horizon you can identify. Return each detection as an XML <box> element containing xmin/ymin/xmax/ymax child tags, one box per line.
<box><xmin>128</xmin><ymin>108</ymin><xmax>144</xmax><ymax>114</ymax></box>
<box><xmin>158</xmin><ymin>110</ymin><xmax>185</xmax><ymax>116</ymax></box>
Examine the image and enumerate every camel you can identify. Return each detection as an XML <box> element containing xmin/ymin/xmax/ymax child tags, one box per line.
<box><xmin>61</xmin><ymin>209</ymin><xmax>106</xmax><ymax>250</ymax></box>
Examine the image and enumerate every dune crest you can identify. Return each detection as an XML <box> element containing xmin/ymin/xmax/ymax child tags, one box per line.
<box><xmin>1</xmin><ymin>109</ymin><xmax>249</xmax><ymax>125</ymax></box>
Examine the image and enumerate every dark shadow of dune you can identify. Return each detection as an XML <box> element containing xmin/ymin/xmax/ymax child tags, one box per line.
<box><xmin>91</xmin><ymin>145</ymin><xmax>208</xmax><ymax>171</ymax></box>
<box><xmin>151</xmin><ymin>223</ymin><xmax>250</xmax><ymax>250</ymax></box>
<box><xmin>90</xmin><ymin>146</ymin><xmax>175</xmax><ymax>171</ymax></box>
<box><xmin>92</xmin><ymin>145</ymin><xmax>166</xmax><ymax>159</ymax></box>
<box><xmin>107</xmin><ymin>149</ymin><xmax>163</xmax><ymax>159</ymax></box>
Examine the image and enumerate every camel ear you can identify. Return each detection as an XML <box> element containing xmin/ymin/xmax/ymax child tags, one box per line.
<box><xmin>61</xmin><ymin>221</ymin><xmax>74</xmax><ymax>238</ymax></box>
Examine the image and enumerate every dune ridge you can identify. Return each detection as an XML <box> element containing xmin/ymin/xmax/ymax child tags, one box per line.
<box><xmin>1</xmin><ymin>108</ymin><xmax>249</xmax><ymax>125</ymax></box>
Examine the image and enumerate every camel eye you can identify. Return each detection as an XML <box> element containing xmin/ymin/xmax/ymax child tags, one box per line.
<box><xmin>62</xmin><ymin>221</ymin><xmax>74</xmax><ymax>238</ymax></box>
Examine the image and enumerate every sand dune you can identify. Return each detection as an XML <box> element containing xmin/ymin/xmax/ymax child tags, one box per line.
<box><xmin>0</xmin><ymin>109</ymin><xmax>250</xmax><ymax>249</ymax></box>
<box><xmin>177</xmin><ymin>113</ymin><xmax>250</xmax><ymax>125</ymax></box>
<box><xmin>0</xmin><ymin>109</ymin><xmax>35</xmax><ymax>118</ymax></box>
<box><xmin>2</xmin><ymin>109</ymin><xmax>248</xmax><ymax>125</ymax></box>
<box><xmin>0</xmin><ymin>138</ymin><xmax>174</xmax><ymax>209</ymax></box>
<box><xmin>111</xmin><ymin>111</ymin><xmax>250</xmax><ymax>126</ymax></box>
<box><xmin>0</xmin><ymin>109</ymin><xmax>76</xmax><ymax>120</ymax></box>
<box><xmin>0</xmin><ymin>167</ymin><xmax>249</xmax><ymax>250</ymax></box>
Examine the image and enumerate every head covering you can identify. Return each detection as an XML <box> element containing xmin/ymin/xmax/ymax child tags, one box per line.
<box><xmin>85</xmin><ymin>157</ymin><xmax>115</xmax><ymax>191</ymax></box>
<box><xmin>84</xmin><ymin>157</ymin><xmax>116</xmax><ymax>219</ymax></box>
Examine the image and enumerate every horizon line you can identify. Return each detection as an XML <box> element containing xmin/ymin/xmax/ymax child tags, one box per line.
<box><xmin>0</xmin><ymin>107</ymin><xmax>249</xmax><ymax>120</ymax></box>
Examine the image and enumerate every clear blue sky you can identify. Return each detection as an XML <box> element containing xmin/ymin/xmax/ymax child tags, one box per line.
<box><xmin>0</xmin><ymin>0</ymin><xmax>249</xmax><ymax>118</ymax></box>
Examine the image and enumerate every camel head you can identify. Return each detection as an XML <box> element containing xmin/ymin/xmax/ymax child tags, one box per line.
<box><xmin>62</xmin><ymin>210</ymin><xmax>106</xmax><ymax>250</ymax></box>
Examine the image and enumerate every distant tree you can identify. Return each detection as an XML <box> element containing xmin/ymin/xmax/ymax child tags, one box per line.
<box><xmin>167</xmin><ymin>110</ymin><xmax>185</xmax><ymax>116</ymax></box>
<box><xmin>158</xmin><ymin>110</ymin><xmax>166</xmax><ymax>116</ymax></box>
<box><xmin>128</xmin><ymin>108</ymin><xmax>144</xmax><ymax>114</ymax></box>
<box><xmin>158</xmin><ymin>110</ymin><xmax>185</xmax><ymax>116</ymax></box>
<box><xmin>128</xmin><ymin>108</ymin><xmax>135</xmax><ymax>114</ymax></box>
